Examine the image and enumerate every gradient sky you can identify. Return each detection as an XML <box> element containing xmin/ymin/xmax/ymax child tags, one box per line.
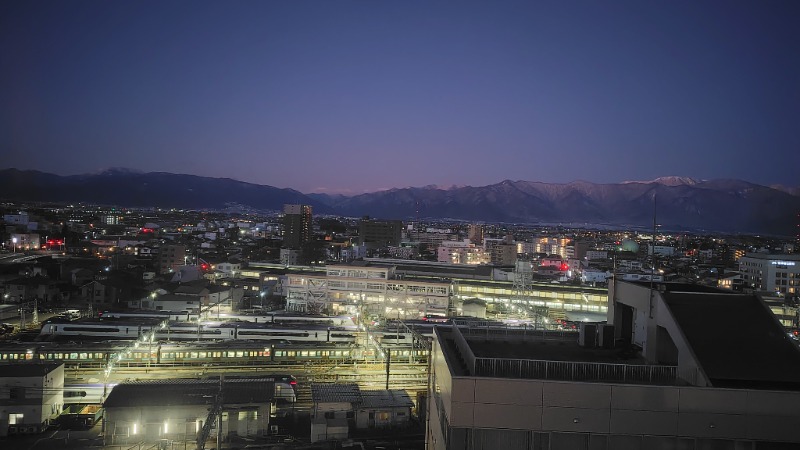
<box><xmin>1</xmin><ymin>1</ymin><xmax>798</xmax><ymax>193</ymax></box>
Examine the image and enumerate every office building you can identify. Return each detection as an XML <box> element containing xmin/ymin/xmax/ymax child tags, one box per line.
<box><xmin>739</xmin><ymin>253</ymin><xmax>800</xmax><ymax>295</ymax></box>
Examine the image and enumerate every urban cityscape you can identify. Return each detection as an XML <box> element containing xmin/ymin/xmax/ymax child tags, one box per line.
<box><xmin>1</xmin><ymin>200</ymin><xmax>798</xmax><ymax>449</ymax></box>
<box><xmin>2</xmin><ymin>2</ymin><xmax>800</xmax><ymax>450</ymax></box>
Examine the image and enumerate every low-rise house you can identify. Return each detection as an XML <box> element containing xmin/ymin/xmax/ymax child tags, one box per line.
<box><xmin>103</xmin><ymin>378</ymin><xmax>273</xmax><ymax>446</ymax></box>
<box><xmin>310</xmin><ymin>383</ymin><xmax>414</xmax><ymax>442</ymax></box>
<box><xmin>356</xmin><ymin>389</ymin><xmax>414</xmax><ymax>429</ymax></box>
<box><xmin>3</xmin><ymin>276</ymin><xmax>61</xmax><ymax>304</ymax></box>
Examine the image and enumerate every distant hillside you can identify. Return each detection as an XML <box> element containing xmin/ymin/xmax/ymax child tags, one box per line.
<box><xmin>0</xmin><ymin>168</ymin><xmax>331</xmax><ymax>213</ymax></box>
<box><xmin>327</xmin><ymin>178</ymin><xmax>800</xmax><ymax>235</ymax></box>
<box><xmin>1</xmin><ymin>169</ymin><xmax>797</xmax><ymax>234</ymax></box>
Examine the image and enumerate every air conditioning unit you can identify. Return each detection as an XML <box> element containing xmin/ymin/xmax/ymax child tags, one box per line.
<box><xmin>597</xmin><ymin>324</ymin><xmax>615</xmax><ymax>349</ymax></box>
<box><xmin>578</xmin><ymin>323</ymin><xmax>597</xmax><ymax>348</ymax></box>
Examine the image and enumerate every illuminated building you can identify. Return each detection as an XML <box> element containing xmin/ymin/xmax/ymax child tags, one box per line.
<box><xmin>103</xmin><ymin>378</ymin><xmax>273</xmax><ymax>445</ymax></box>
<box><xmin>283</xmin><ymin>204</ymin><xmax>312</xmax><ymax>249</ymax></box>
<box><xmin>281</xmin><ymin>260</ymin><xmax>608</xmax><ymax>320</ymax></box>
<box><xmin>285</xmin><ymin>263</ymin><xmax>450</xmax><ymax>317</ymax></box>
<box><xmin>428</xmin><ymin>281</ymin><xmax>800</xmax><ymax>449</ymax></box>
<box><xmin>739</xmin><ymin>253</ymin><xmax>800</xmax><ymax>295</ymax></box>
<box><xmin>437</xmin><ymin>241</ymin><xmax>490</xmax><ymax>265</ymax></box>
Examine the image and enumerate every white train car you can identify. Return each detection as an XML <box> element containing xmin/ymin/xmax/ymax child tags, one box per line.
<box><xmin>40</xmin><ymin>319</ymin><xmax>356</xmax><ymax>344</ymax></box>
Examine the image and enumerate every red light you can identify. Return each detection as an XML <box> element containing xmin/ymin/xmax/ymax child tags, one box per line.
<box><xmin>141</xmin><ymin>227</ymin><xmax>154</xmax><ymax>234</ymax></box>
<box><xmin>290</xmin><ymin>380</ymin><xmax>297</xmax><ymax>385</ymax></box>
<box><xmin>559</xmin><ymin>263</ymin><xmax>569</xmax><ymax>271</ymax></box>
<box><xmin>201</xmin><ymin>263</ymin><xmax>209</xmax><ymax>271</ymax></box>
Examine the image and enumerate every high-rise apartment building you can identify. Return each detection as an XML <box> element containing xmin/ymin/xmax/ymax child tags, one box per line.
<box><xmin>467</xmin><ymin>224</ymin><xmax>484</xmax><ymax>245</ymax></box>
<box><xmin>283</xmin><ymin>204</ymin><xmax>312</xmax><ymax>249</ymax></box>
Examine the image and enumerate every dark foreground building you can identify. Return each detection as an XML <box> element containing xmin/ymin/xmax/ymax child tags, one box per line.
<box><xmin>427</xmin><ymin>281</ymin><xmax>800</xmax><ymax>449</ymax></box>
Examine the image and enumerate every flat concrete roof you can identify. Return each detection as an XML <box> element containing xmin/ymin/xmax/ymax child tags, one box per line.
<box><xmin>0</xmin><ymin>362</ymin><xmax>63</xmax><ymax>377</ymax></box>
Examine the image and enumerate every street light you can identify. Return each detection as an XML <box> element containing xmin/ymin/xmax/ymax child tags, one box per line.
<box><xmin>12</xmin><ymin>237</ymin><xmax>17</xmax><ymax>253</ymax></box>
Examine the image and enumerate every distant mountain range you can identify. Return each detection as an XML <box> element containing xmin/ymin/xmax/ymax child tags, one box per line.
<box><xmin>1</xmin><ymin>169</ymin><xmax>798</xmax><ymax>235</ymax></box>
<box><xmin>0</xmin><ymin>168</ymin><xmax>332</xmax><ymax>213</ymax></box>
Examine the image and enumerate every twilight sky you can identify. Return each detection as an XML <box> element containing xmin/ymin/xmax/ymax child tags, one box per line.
<box><xmin>1</xmin><ymin>1</ymin><xmax>798</xmax><ymax>194</ymax></box>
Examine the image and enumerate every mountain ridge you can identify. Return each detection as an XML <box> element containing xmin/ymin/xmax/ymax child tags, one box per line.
<box><xmin>0</xmin><ymin>168</ymin><xmax>797</xmax><ymax>234</ymax></box>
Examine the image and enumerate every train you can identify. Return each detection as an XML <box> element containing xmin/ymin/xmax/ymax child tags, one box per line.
<box><xmin>40</xmin><ymin>319</ymin><xmax>359</xmax><ymax>343</ymax></box>
<box><xmin>98</xmin><ymin>311</ymin><xmax>356</xmax><ymax>328</ymax></box>
<box><xmin>0</xmin><ymin>341</ymin><xmax>427</xmax><ymax>367</ymax></box>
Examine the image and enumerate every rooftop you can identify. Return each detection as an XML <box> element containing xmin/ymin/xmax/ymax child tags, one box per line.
<box><xmin>359</xmin><ymin>389</ymin><xmax>414</xmax><ymax>409</ymax></box>
<box><xmin>741</xmin><ymin>253</ymin><xmax>800</xmax><ymax>261</ymax></box>
<box><xmin>104</xmin><ymin>377</ymin><xmax>274</xmax><ymax>408</ymax></box>
<box><xmin>0</xmin><ymin>362</ymin><xmax>64</xmax><ymax>378</ymax></box>
<box><xmin>438</xmin><ymin>327</ymin><xmax>678</xmax><ymax>385</ymax></box>
<box><xmin>311</xmin><ymin>382</ymin><xmax>361</xmax><ymax>404</ymax></box>
<box><xmin>663</xmin><ymin>291</ymin><xmax>800</xmax><ymax>390</ymax></box>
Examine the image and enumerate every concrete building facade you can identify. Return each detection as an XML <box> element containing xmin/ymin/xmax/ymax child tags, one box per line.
<box><xmin>427</xmin><ymin>281</ymin><xmax>800</xmax><ymax>449</ymax></box>
<box><xmin>739</xmin><ymin>253</ymin><xmax>800</xmax><ymax>296</ymax></box>
<box><xmin>0</xmin><ymin>363</ymin><xmax>64</xmax><ymax>436</ymax></box>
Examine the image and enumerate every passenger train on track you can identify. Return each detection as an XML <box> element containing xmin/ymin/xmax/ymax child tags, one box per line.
<box><xmin>98</xmin><ymin>311</ymin><xmax>356</xmax><ymax>328</ymax></box>
<box><xmin>0</xmin><ymin>341</ymin><xmax>427</xmax><ymax>366</ymax></box>
<box><xmin>40</xmin><ymin>319</ymin><xmax>359</xmax><ymax>343</ymax></box>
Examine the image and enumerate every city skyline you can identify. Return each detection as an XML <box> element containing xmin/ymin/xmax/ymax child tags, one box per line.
<box><xmin>2</xmin><ymin>1</ymin><xmax>799</xmax><ymax>193</ymax></box>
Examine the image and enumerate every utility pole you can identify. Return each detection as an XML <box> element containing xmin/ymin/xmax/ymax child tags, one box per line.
<box><xmin>216</xmin><ymin>375</ymin><xmax>224</xmax><ymax>450</ymax></box>
<box><xmin>385</xmin><ymin>352</ymin><xmax>391</xmax><ymax>390</ymax></box>
<box><xmin>196</xmin><ymin>376</ymin><xmax>224</xmax><ymax>450</ymax></box>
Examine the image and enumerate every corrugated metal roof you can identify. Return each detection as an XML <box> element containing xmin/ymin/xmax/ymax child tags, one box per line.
<box><xmin>311</xmin><ymin>383</ymin><xmax>361</xmax><ymax>404</ymax></box>
<box><xmin>359</xmin><ymin>389</ymin><xmax>414</xmax><ymax>409</ymax></box>
<box><xmin>104</xmin><ymin>378</ymin><xmax>274</xmax><ymax>408</ymax></box>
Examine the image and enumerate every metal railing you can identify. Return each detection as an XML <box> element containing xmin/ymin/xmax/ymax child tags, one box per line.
<box><xmin>458</xmin><ymin>325</ymin><xmax>578</xmax><ymax>342</ymax></box>
<box><xmin>473</xmin><ymin>357</ymin><xmax>678</xmax><ymax>384</ymax></box>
